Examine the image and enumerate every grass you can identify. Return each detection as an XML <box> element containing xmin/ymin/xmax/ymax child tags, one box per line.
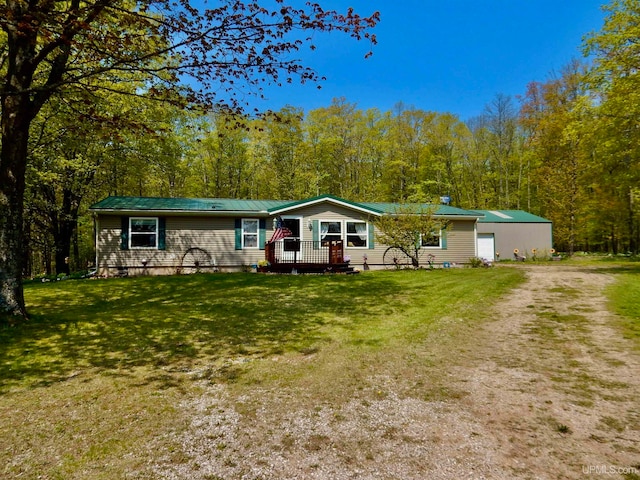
<box><xmin>606</xmin><ymin>265</ymin><xmax>640</xmax><ymax>350</ymax></box>
<box><xmin>543</xmin><ymin>255</ymin><xmax>640</xmax><ymax>351</ymax></box>
<box><xmin>2</xmin><ymin>269</ymin><xmax>524</xmax><ymax>393</ymax></box>
<box><xmin>0</xmin><ymin>268</ymin><xmax>523</xmax><ymax>478</ymax></box>
<box><xmin>518</xmin><ymin>260</ymin><xmax>640</xmax><ymax>408</ymax></box>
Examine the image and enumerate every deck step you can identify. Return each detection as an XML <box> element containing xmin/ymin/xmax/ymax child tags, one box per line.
<box><xmin>260</xmin><ymin>262</ymin><xmax>359</xmax><ymax>274</ymax></box>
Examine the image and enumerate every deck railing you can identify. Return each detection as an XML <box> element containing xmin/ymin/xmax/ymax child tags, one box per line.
<box><xmin>265</xmin><ymin>239</ymin><xmax>344</xmax><ymax>265</ymax></box>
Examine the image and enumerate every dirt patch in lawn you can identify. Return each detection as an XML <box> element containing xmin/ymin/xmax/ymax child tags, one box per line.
<box><xmin>153</xmin><ymin>265</ymin><xmax>640</xmax><ymax>479</ymax></box>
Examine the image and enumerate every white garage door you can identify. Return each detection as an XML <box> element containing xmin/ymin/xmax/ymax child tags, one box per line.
<box><xmin>477</xmin><ymin>234</ymin><xmax>495</xmax><ymax>261</ymax></box>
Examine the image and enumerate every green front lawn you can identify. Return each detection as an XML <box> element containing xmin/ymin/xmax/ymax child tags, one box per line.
<box><xmin>3</xmin><ymin>269</ymin><xmax>524</xmax><ymax>392</ymax></box>
<box><xmin>1</xmin><ymin>269</ymin><xmax>523</xmax><ymax>478</ymax></box>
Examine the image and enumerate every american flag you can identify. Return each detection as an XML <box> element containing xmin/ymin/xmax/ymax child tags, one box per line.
<box><xmin>269</xmin><ymin>216</ymin><xmax>293</xmax><ymax>242</ymax></box>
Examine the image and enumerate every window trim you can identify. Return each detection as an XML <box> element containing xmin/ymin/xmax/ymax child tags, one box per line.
<box><xmin>242</xmin><ymin>218</ymin><xmax>260</xmax><ymax>249</ymax></box>
<box><xmin>420</xmin><ymin>229</ymin><xmax>443</xmax><ymax>249</ymax></box>
<box><xmin>345</xmin><ymin>220</ymin><xmax>369</xmax><ymax>249</ymax></box>
<box><xmin>129</xmin><ymin>217</ymin><xmax>159</xmax><ymax>249</ymax></box>
<box><xmin>315</xmin><ymin>219</ymin><xmax>371</xmax><ymax>249</ymax></box>
<box><xmin>318</xmin><ymin>219</ymin><xmax>343</xmax><ymax>246</ymax></box>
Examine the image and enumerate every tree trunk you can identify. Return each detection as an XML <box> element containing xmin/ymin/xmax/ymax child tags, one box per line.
<box><xmin>628</xmin><ymin>188</ymin><xmax>637</xmax><ymax>254</ymax></box>
<box><xmin>0</xmin><ymin>16</ymin><xmax>45</xmax><ymax>319</ymax></box>
<box><xmin>44</xmin><ymin>243</ymin><xmax>53</xmax><ymax>276</ymax></box>
<box><xmin>0</xmin><ymin>96</ymin><xmax>32</xmax><ymax>318</ymax></box>
<box><xmin>54</xmin><ymin>237</ymin><xmax>72</xmax><ymax>276</ymax></box>
<box><xmin>23</xmin><ymin>218</ymin><xmax>32</xmax><ymax>278</ymax></box>
<box><xmin>53</xmin><ymin>189</ymin><xmax>80</xmax><ymax>276</ymax></box>
<box><xmin>73</xmin><ymin>223</ymin><xmax>80</xmax><ymax>271</ymax></box>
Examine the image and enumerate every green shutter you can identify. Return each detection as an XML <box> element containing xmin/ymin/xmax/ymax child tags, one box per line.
<box><xmin>158</xmin><ymin>217</ymin><xmax>166</xmax><ymax>250</ymax></box>
<box><xmin>312</xmin><ymin>220</ymin><xmax>319</xmax><ymax>249</ymax></box>
<box><xmin>235</xmin><ymin>219</ymin><xmax>242</xmax><ymax>250</ymax></box>
<box><xmin>120</xmin><ymin>216</ymin><xmax>129</xmax><ymax>250</ymax></box>
<box><xmin>368</xmin><ymin>222</ymin><xmax>375</xmax><ymax>249</ymax></box>
<box><xmin>259</xmin><ymin>219</ymin><xmax>266</xmax><ymax>250</ymax></box>
<box><xmin>441</xmin><ymin>227</ymin><xmax>448</xmax><ymax>250</ymax></box>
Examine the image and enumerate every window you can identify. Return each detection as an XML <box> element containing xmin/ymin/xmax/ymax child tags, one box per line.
<box><xmin>421</xmin><ymin>230</ymin><xmax>442</xmax><ymax>248</ymax></box>
<box><xmin>242</xmin><ymin>219</ymin><xmax>259</xmax><ymax>248</ymax></box>
<box><xmin>346</xmin><ymin>221</ymin><xmax>368</xmax><ymax>248</ymax></box>
<box><xmin>320</xmin><ymin>221</ymin><xmax>342</xmax><ymax>246</ymax></box>
<box><xmin>130</xmin><ymin>218</ymin><xmax>158</xmax><ymax>248</ymax></box>
<box><xmin>235</xmin><ymin>218</ymin><xmax>265</xmax><ymax>250</ymax></box>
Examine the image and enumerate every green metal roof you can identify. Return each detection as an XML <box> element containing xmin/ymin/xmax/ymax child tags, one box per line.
<box><xmin>90</xmin><ymin>195</ymin><xmax>484</xmax><ymax>219</ymax></box>
<box><xmin>475</xmin><ymin>210</ymin><xmax>551</xmax><ymax>223</ymax></box>
<box><xmin>361</xmin><ymin>202</ymin><xmax>483</xmax><ymax>217</ymax></box>
<box><xmin>268</xmin><ymin>194</ymin><xmax>385</xmax><ymax>215</ymax></box>
<box><xmin>89</xmin><ymin>196</ymin><xmax>289</xmax><ymax>213</ymax></box>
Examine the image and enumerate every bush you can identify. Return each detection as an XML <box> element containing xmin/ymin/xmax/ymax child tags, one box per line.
<box><xmin>468</xmin><ymin>257</ymin><xmax>484</xmax><ymax>268</ymax></box>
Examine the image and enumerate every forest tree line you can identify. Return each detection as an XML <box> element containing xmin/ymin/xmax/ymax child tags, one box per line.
<box><xmin>19</xmin><ymin>1</ymin><xmax>640</xmax><ymax>276</ymax></box>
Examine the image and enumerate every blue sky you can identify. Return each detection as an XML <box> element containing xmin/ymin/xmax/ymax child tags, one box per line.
<box><xmin>244</xmin><ymin>1</ymin><xmax>608</xmax><ymax>120</ymax></box>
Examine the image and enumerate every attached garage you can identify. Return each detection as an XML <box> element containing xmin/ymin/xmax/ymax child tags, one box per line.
<box><xmin>475</xmin><ymin>210</ymin><xmax>553</xmax><ymax>261</ymax></box>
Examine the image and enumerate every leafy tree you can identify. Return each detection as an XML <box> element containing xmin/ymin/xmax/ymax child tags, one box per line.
<box><xmin>519</xmin><ymin>62</ymin><xmax>590</xmax><ymax>254</ymax></box>
<box><xmin>584</xmin><ymin>0</ymin><xmax>640</xmax><ymax>253</ymax></box>
<box><xmin>480</xmin><ymin>94</ymin><xmax>523</xmax><ymax>209</ymax></box>
<box><xmin>25</xmin><ymin>86</ymin><xmax>123</xmax><ymax>276</ymax></box>
<box><xmin>305</xmin><ymin>98</ymin><xmax>373</xmax><ymax>199</ymax></box>
<box><xmin>187</xmin><ymin>112</ymin><xmax>253</xmax><ymax>198</ymax></box>
<box><xmin>251</xmin><ymin>106</ymin><xmax>309</xmax><ymax>199</ymax></box>
<box><xmin>373</xmin><ymin>204</ymin><xmax>448</xmax><ymax>268</ymax></box>
<box><xmin>584</xmin><ymin>108</ymin><xmax>640</xmax><ymax>253</ymax></box>
<box><xmin>356</xmin><ymin>107</ymin><xmax>390</xmax><ymax>201</ymax></box>
<box><xmin>419</xmin><ymin>112</ymin><xmax>471</xmax><ymax>207</ymax></box>
<box><xmin>382</xmin><ymin>104</ymin><xmax>432</xmax><ymax>202</ymax></box>
<box><xmin>24</xmin><ymin>77</ymin><xmax>198</xmax><ymax>277</ymax></box>
<box><xmin>461</xmin><ymin>116</ymin><xmax>493</xmax><ymax>208</ymax></box>
<box><xmin>0</xmin><ymin>0</ymin><xmax>379</xmax><ymax>319</ymax></box>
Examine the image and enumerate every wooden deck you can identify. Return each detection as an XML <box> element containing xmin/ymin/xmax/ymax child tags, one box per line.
<box><xmin>262</xmin><ymin>239</ymin><xmax>358</xmax><ymax>274</ymax></box>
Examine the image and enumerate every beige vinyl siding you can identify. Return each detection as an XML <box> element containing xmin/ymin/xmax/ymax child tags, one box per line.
<box><xmin>96</xmin><ymin>214</ymin><xmax>273</xmax><ymax>275</ymax></box>
<box><xmin>281</xmin><ymin>203</ymin><xmax>372</xmax><ymax>243</ymax></box>
<box><xmin>279</xmin><ymin>203</ymin><xmax>376</xmax><ymax>265</ymax></box>
<box><xmin>354</xmin><ymin>219</ymin><xmax>478</xmax><ymax>267</ymax></box>
<box><xmin>96</xmin><ymin>206</ymin><xmax>480</xmax><ymax>275</ymax></box>
<box><xmin>439</xmin><ymin>220</ymin><xmax>477</xmax><ymax>264</ymax></box>
<box><xmin>279</xmin><ymin>204</ymin><xmax>478</xmax><ymax>267</ymax></box>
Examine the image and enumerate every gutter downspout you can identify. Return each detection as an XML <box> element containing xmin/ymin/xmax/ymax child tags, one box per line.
<box><xmin>93</xmin><ymin>213</ymin><xmax>99</xmax><ymax>273</ymax></box>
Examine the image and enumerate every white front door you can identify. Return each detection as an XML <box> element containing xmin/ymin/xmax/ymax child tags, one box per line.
<box><xmin>477</xmin><ymin>233</ymin><xmax>495</xmax><ymax>261</ymax></box>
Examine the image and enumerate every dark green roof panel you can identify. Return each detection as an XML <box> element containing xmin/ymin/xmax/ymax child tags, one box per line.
<box><xmin>361</xmin><ymin>202</ymin><xmax>483</xmax><ymax>217</ymax></box>
<box><xmin>475</xmin><ymin>210</ymin><xmax>551</xmax><ymax>223</ymax></box>
<box><xmin>268</xmin><ymin>194</ymin><xmax>385</xmax><ymax>214</ymax></box>
<box><xmin>92</xmin><ymin>195</ymin><xmax>501</xmax><ymax>219</ymax></box>
<box><xmin>90</xmin><ymin>196</ymin><xmax>289</xmax><ymax>212</ymax></box>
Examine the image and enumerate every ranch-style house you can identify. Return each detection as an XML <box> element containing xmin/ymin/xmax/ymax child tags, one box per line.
<box><xmin>89</xmin><ymin>194</ymin><xmax>552</xmax><ymax>275</ymax></box>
